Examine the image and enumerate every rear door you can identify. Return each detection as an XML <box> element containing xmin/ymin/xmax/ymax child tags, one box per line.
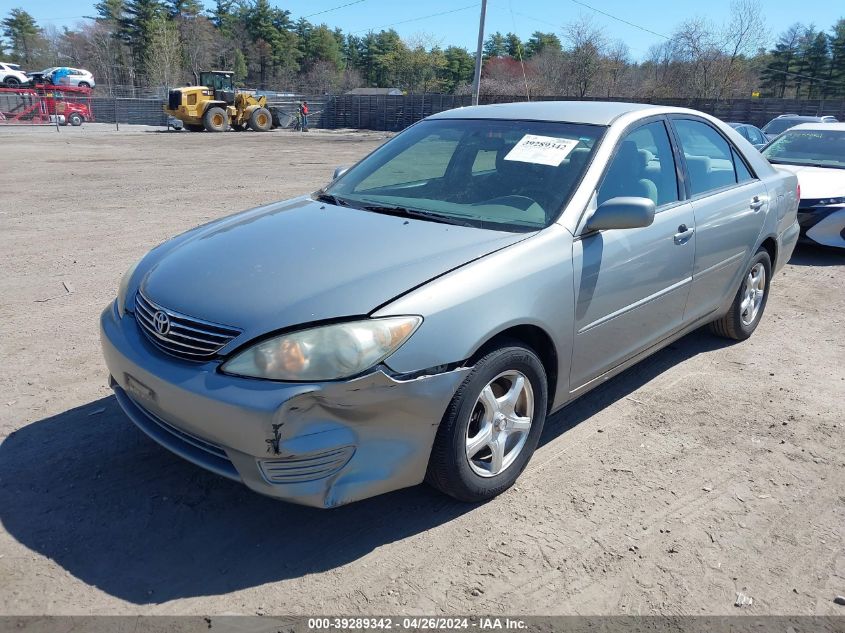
<box><xmin>570</xmin><ymin>117</ymin><xmax>695</xmax><ymax>391</ymax></box>
<box><xmin>668</xmin><ymin>116</ymin><xmax>768</xmax><ymax>322</ymax></box>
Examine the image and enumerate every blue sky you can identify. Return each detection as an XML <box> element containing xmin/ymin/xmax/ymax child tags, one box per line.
<box><xmin>5</xmin><ymin>0</ymin><xmax>844</xmax><ymax>60</ymax></box>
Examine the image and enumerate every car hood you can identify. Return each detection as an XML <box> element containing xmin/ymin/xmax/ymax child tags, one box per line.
<box><xmin>139</xmin><ymin>196</ymin><xmax>530</xmax><ymax>342</ymax></box>
<box><xmin>773</xmin><ymin>164</ymin><xmax>845</xmax><ymax>199</ymax></box>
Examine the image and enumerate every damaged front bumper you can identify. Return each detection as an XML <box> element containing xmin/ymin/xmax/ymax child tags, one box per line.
<box><xmin>100</xmin><ymin>302</ymin><xmax>469</xmax><ymax>508</ymax></box>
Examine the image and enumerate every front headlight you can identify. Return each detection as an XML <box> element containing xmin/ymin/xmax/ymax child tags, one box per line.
<box><xmin>220</xmin><ymin>316</ymin><xmax>422</xmax><ymax>381</ymax></box>
<box><xmin>116</xmin><ymin>258</ymin><xmax>141</xmax><ymax>318</ymax></box>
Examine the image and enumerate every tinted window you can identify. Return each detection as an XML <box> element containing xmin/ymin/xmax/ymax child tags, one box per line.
<box><xmin>674</xmin><ymin>119</ymin><xmax>739</xmax><ymax>195</ymax></box>
<box><xmin>598</xmin><ymin>120</ymin><xmax>679</xmax><ymax>207</ymax></box>
<box><xmin>748</xmin><ymin>127</ymin><xmax>766</xmax><ymax>145</ymax></box>
<box><xmin>329</xmin><ymin>119</ymin><xmax>604</xmax><ymax>231</ymax></box>
<box><xmin>762</xmin><ymin>118</ymin><xmax>815</xmax><ymax>136</ymax></box>
<box><xmin>732</xmin><ymin>149</ymin><xmax>754</xmax><ymax>182</ymax></box>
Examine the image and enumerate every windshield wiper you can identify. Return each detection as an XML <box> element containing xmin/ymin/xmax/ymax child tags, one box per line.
<box><xmin>358</xmin><ymin>203</ymin><xmax>474</xmax><ymax>227</ymax></box>
<box><xmin>768</xmin><ymin>159</ymin><xmax>841</xmax><ymax>169</ymax></box>
<box><xmin>314</xmin><ymin>191</ymin><xmax>350</xmax><ymax>206</ymax></box>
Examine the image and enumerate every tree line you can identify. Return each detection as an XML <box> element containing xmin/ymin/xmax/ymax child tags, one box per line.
<box><xmin>1</xmin><ymin>0</ymin><xmax>843</xmax><ymax>99</ymax></box>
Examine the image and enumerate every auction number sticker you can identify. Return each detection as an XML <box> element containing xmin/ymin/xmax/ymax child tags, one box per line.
<box><xmin>504</xmin><ymin>134</ymin><xmax>579</xmax><ymax>166</ymax></box>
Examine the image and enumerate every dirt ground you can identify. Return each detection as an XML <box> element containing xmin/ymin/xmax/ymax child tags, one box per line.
<box><xmin>0</xmin><ymin>126</ymin><xmax>843</xmax><ymax>617</ymax></box>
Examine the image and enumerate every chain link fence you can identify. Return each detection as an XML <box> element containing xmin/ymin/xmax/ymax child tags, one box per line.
<box><xmin>4</xmin><ymin>90</ymin><xmax>844</xmax><ymax>132</ymax></box>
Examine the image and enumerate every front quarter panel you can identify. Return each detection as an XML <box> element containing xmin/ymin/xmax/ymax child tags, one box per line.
<box><xmin>374</xmin><ymin>225</ymin><xmax>575</xmax><ymax>410</ymax></box>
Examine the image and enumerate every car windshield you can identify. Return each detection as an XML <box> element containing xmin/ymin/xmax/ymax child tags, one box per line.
<box><xmin>762</xmin><ymin>129</ymin><xmax>845</xmax><ymax>169</ymax></box>
<box><xmin>762</xmin><ymin>118</ymin><xmax>813</xmax><ymax>135</ymax></box>
<box><xmin>324</xmin><ymin>118</ymin><xmax>604</xmax><ymax>231</ymax></box>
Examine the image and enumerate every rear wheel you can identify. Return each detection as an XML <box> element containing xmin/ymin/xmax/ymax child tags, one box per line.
<box><xmin>78</xmin><ymin>81</ymin><xmax>90</xmax><ymax>89</ymax></box>
<box><xmin>248</xmin><ymin>107</ymin><xmax>272</xmax><ymax>132</ymax></box>
<box><xmin>426</xmin><ymin>342</ymin><xmax>548</xmax><ymax>502</ymax></box>
<box><xmin>68</xmin><ymin>112</ymin><xmax>83</xmax><ymax>126</ymax></box>
<box><xmin>202</xmin><ymin>106</ymin><xmax>228</xmax><ymax>132</ymax></box>
<box><xmin>709</xmin><ymin>249</ymin><xmax>772</xmax><ymax>341</ymax></box>
<box><xmin>4</xmin><ymin>77</ymin><xmax>20</xmax><ymax>86</ymax></box>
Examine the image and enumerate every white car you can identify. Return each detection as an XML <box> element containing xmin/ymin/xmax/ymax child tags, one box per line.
<box><xmin>0</xmin><ymin>62</ymin><xmax>29</xmax><ymax>86</ymax></box>
<box><xmin>39</xmin><ymin>67</ymin><xmax>96</xmax><ymax>89</ymax></box>
<box><xmin>762</xmin><ymin>122</ymin><xmax>845</xmax><ymax>249</ymax></box>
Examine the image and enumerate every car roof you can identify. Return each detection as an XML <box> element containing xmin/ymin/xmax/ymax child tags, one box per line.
<box><xmin>774</xmin><ymin>115</ymin><xmax>825</xmax><ymax>121</ymax></box>
<box><xmin>790</xmin><ymin>122</ymin><xmax>845</xmax><ymax>131</ymax></box>
<box><xmin>427</xmin><ymin>100</ymin><xmax>663</xmax><ymax>125</ymax></box>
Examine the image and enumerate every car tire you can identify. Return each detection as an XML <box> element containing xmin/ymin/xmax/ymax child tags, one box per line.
<box><xmin>68</xmin><ymin>113</ymin><xmax>83</xmax><ymax>126</ymax></box>
<box><xmin>248</xmin><ymin>107</ymin><xmax>272</xmax><ymax>132</ymax></box>
<box><xmin>202</xmin><ymin>106</ymin><xmax>228</xmax><ymax>132</ymax></box>
<box><xmin>78</xmin><ymin>82</ymin><xmax>90</xmax><ymax>89</ymax></box>
<box><xmin>426</xmin><ymin>342</ymin><xmax>548</xmax><ymax>503</ymax></box>
<box><xmin>709</xmin><ymin>248</ymin><xmax>772</xmax><ymax>341</ymax></box>
<box><xmin>4</xmin><ymin>77</ymin><xmax>20</xmax><ymax>86</ymax></box>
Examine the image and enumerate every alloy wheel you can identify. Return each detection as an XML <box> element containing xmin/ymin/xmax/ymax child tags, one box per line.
<box><xmin>740</xmin><ymin>262</ymin><xmax>766</xmax><ymax>326</ymax></box>
<box><xmin>465</xmin><ymin>370</ymin><xmax>534</xmax><ymax>478</ymax></box>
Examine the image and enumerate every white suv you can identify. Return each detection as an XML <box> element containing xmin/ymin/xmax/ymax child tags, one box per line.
<box><xmin>41</xmin><ymin>67</ymin><xmax>96</xmax><ymax>89</ymax></box>
<box><xmin>0</xmin><ymin>62</ymin><xmax>29</xmax><ymax>86</ymax></box>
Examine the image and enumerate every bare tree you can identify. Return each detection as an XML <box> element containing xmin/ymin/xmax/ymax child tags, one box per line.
<box><xmin>603</xmin><ymin>40</ymin><xmax>629</xmax><ymax>97</ymax></box>
<box><xmin>179</xmin><ymin>15</ymin><xmax>219</xmax><ymax>83</ymax></box>
<box><xmin>716</xmin><ymin>0</ymin><xmax>767</xmax><ymax>97</ymax></box>
<box><xmin>564</xmin><ymin>15</ymin><xmax>606</xmax><ymax>97</ymax></box>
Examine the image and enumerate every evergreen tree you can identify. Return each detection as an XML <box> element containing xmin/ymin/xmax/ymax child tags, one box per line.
<box><xmin>119</xmin><ymin>0</ymin><xmax>166</xmax><ymax>72</ymax></box>
<box><xmin>505</xmin><ymin>32</ymin><xmax>523</xmax><ymax>59</ymax></box>
<box><xmin>2</xmin><ymin>8</ymin><xmax>41</xmax><ymax>63</ymax></box>
<box><xmin>525</xmin><ymin>31</ymin><xmax>561</xmax><ymax>58</ymax></box>
<box><xmin>760</xmin><ymin>24</ymin><xmax>802</xmax><ymax>97</ymax></box>
<box><xmin>483</xmin><ymin>31</ymin><xmax>506</xmax><ymax>59</ymax></box>
<box><xmin>826</xmin><ymin>19</ymin><xmax>845</xmax><ymax>96</ymax></box>
<box><xmin>796</xmin><ymin>28</ymin><xmax>829</xmax><ymax>98</ymax></box>
<box><xmin>441</xmin><ymin>46</ymin><xmax>474</xmax><ymax>91</ymax></box>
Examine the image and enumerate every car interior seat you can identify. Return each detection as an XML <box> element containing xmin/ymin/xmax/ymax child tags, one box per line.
<box><xmin>599</xmin><ymin>140</ymin><xmax>658</xmax><ymax>205</ymax></box>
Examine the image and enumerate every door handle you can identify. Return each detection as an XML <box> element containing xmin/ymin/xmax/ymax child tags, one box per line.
<box><xmin>749</xmin><ymin>196</ymin><xmax>765</xmax><ymax>211</ymax></box>
<box><xmin>674</xmin><ymin>224</ymin><xmax>694</xmax><ymax>245</ymax></box>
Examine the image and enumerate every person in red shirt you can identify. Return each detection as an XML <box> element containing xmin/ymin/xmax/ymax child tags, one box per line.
<box><xmin>299</xmin><ymin>101</ymin><xmax>309</xmax><ymax>130</ymax></box>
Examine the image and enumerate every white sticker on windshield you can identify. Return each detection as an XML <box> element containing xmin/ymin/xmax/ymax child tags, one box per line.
<box><xmin>504</xmin><ymin>134</ymin><xmax>579</xmax><ymax>166</ymax></box>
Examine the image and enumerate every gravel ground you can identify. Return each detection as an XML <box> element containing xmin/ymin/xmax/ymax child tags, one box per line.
<box><xmin>0</xmin><ymin>127</ymin><xmax>843</xmax><ymax>616</ymax></box>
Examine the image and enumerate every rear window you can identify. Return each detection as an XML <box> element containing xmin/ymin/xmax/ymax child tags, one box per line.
<box><xmin>762</xmin><ymin>119</ymin><xmax>813</xmax><ymax>136</ymax></box>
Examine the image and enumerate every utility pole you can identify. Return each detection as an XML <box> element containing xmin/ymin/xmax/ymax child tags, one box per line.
<box><xmin>471</xmin><ymin>0</ymin><xmax>487</xmax><ymax>106</ymax></box>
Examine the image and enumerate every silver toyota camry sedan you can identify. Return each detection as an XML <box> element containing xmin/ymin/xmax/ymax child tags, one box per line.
<box><xmin>101</xmin><ymin>101</ymin><xmax>800</xmax><ymax>508</ymax></box>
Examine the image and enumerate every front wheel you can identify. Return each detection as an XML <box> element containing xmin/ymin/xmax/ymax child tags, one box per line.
<box><xmin>202</xmin><ymin>106</ymin><xmax>228</xmax><ymax>132</ymax></box>
<box><xmin>68</xmin><ymin>112</ymin><xmax>83</xmax><ymax>126</ymax></box>
<box><xmin>4</xmin><ymin>77</ymin><xmax>20</xmax><ymax>86</ymax></box>
<box><xmin>426</xmin><ymin>342</ymin><xmax>548</xmax><ymax>502</ymax></box>
<box><xmin>709</xmin><ymin>249</ymin><xmax>772</xmax><ymax>340</ymax></box>
<box><xmin>248</xmin><ymin>107</ymin><xmax>272</xmax><ymax>132</ymax></box>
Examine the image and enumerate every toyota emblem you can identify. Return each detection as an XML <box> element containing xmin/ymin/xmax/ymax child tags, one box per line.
<box><xmin>153</xmin><ymin>311</ymin><xmax>171</xmax><ymax>335</ymax></box>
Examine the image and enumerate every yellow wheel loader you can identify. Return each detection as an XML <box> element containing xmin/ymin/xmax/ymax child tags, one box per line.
<box><xmin>164</xmin><ymin>71</ymin><xmax>273</xmax><ymax>132</ymax></box>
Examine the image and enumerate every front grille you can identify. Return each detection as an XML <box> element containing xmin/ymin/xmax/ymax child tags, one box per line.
<box><xmin>259</xmin><ymin>446</ymin><xmax>355</xmax><ymax>484</ymax></box>
<box><xmin>168</xmin><ymin>89</ymin><xmax>181</xmax><ymax>110</ymax></box>
<box><xmin>134</xmin><ymin>290</ymin><xmax>241</xmax><ymax>361</ymax></box>
<box><xmin>113</xmin><ymin>384</ymin><xmax>240</xmax><ymax>482</ymax></box>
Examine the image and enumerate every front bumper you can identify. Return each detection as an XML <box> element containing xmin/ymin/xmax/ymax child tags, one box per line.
<box><xmin>797</xmin><ymin>205</ymin><xmax>845</xmax><ymax>248</ymax></box>
<box><xmin>100</xmin><ymin>302</ymin><xmax>468</xmax><ymax>508</ymax></box>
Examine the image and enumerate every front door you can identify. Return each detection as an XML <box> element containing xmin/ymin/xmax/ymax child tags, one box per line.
<box><xmin>570</xmin><ymin>118</ymin><xmax>695</xmax><ymax>391</ymax></box>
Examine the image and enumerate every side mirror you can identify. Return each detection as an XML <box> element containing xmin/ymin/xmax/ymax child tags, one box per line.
<box><xmin>333</xmin><ymin>166</ymin><xmax>349</xmax><ymax>180</ymax></box>
<box><xmin>586</xmin><ymin>197</ymin><xmax>656</xmax><ymax>232</ymax></box>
